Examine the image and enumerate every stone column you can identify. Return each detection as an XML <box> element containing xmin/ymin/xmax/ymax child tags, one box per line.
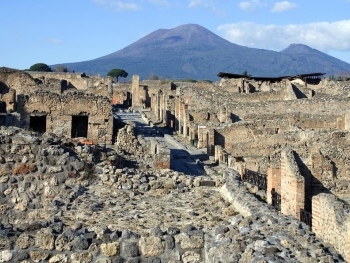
<box><xmin>131</xmin><ymin>75</ymin><xmax>140</xmax><ymax>107</ymax></box>
<box><xmin>345</xmin><ymin>111</ymin><xmax>350</xmax><ymax>130</ymax></box>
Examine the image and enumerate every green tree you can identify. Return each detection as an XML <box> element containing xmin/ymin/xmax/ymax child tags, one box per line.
<box><xmin>107</xmin><ymin>68</ymin><xmax>128</xmax><ymax>82</ymax></box>
<box><xmin>28</xmin><ymin>63</ymin><xmax>52</xmax><ymax>72</ymax></box>
<box><xmin>182</xmin><ymin>78</ymin><xmax>197</xmax><ymax>83</ymax></box>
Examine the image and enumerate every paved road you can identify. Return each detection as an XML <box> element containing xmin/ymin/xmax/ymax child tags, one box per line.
<box><xmin>113</xmin><ymin>109</ymin><xmax>208</xmax><ymax>176</ymax></box>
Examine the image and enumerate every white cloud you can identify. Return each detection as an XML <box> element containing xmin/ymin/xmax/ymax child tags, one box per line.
<box><xmin>271</xmin><ymin>1</ymin><xmax>297</xmax><ymax>13</ymax></box>
<box><xmin>217</xmin><ymin>20</ymin><xmax>350</xmax><ymax>52</ymax></box>
<box><xmin>49</xmin><ymin>39</ymin><xmax>64</xmax><ymax>44</ymax></box>
<box><xmin>239</xmin><ymin>0</ymin><xmax>263</xmax><ymax>12</ymax></box>
<box><xmin>92</xmin><ymin>0</ymin><xmax>141</xmax><ymax>11</ymax></box>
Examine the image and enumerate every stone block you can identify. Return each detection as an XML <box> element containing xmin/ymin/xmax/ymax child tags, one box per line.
<box><xmin>139</xmin><ymin>236</ymin><xmax>164</xmax><ymax>257</ymax></box>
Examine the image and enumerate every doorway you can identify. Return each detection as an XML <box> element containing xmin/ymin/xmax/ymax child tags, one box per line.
<box><xmin>30</xmin><ymin>115</ymin><xmax>46</xmax><ymax>133</ymax></box>
<box><xmin>71</xmin><ymin>115</ymin><xmax>88</xmax><ymax>138</ymax></box>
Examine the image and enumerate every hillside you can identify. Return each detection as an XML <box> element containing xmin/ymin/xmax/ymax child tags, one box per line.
<box><xmin>53</xmin><ymin>24</ymin><xmax>350</xmax><ymax>81</ymax></box>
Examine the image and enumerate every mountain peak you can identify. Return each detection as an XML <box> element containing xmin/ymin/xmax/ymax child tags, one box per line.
<box><xmin>157</xmin><ymin>23</ymin><xmax>228</xmax><ymax>45</ymax></box>
<box><xmin>98</xmin><ymin>23</ymin><xmax>231</xmax><ymax>59</ymax></box>
<box><xmin>281</xmin><ymin>44</ymin><xmax>320</xmax><ymax>54</ymax></box>
<box><xmin>62</xmin><ymin>24</ymin><xmax>350</xmax><ymax>80</ymax></box>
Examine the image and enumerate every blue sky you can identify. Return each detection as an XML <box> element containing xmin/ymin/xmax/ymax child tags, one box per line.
<box><xmin>1</xmin><ymin>0</ymin><xmax>350</xmax><ymax>70</ymax></box>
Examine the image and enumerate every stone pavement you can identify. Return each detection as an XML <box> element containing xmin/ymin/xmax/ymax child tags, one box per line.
<box><xmin>113</xmin><ymin>109</ymin><xmax>208</xmax><ymax>176</ymax></box>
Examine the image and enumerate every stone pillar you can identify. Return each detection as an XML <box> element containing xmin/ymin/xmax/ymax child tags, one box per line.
<box><xmin>337</xmin><ymin>116</ymin><xmax>345</xmax><ymax>130</ymax></box>
<box><xmin>214</xmin><ymin>145</ymin><xmax>221</xmax><ymax>163</ymax></box>
<box><xmin>108</xmin><ymin>78</ymin><xmax>113</xmax><ymax>98</ymax></box>
<box><xmin>174</xmin><ymin>97</ymin><xmax>180</xmax><ymax>131</ymax></box>
<box><xmin>181</xmin><ymin>104</ymin><xmax>188</xmax><ymax>137</ymax></box>
<box><xmin>207</xmin><ymin>129</ymin><xmax>215</xmax><ymax>156</ymax></box>
<box><xmin>131</xmin><ymin>75</ymin><xmax>140</xmax><ymax>107</ymax></box>
<box><xmin>219</xmin><ymin>107</ymin><xmax>226</xmax><ymax>123</ymax></box>
<box><xmin>280</xmin><ymin>149</ymin><xmax>305</xmax><ymax>219</ymax></box>
<box><xmin>267</xmin><ymin>167</ymin><xmax>281</xmax><ymax>205</ymax></box>
<box><xmin>197</xmin><ymin>126</ymin><xmax>207</xmax><ymax>149</ymax></box>
<box><xmin>345</xmin><ymin>111</ymin><xmax>350</xmax><ymax>130</ymax></box>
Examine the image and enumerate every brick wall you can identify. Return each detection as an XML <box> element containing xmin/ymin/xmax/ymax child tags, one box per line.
<box><xmin>280</xmin><ymin>149</ymin><xmax>305</xmax><ymax>219</ymax></box>
<box><xmin>267</xmin><ymin>167</ymin><xmax>281</xmax><ymax>204</ymax></box>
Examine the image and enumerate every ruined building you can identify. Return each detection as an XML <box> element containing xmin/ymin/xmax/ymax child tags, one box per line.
<box><xmin>1</xmin><ymin>65</ymin><xmax>350</xmax><ymax>260</ymax></box>
<box><xmin>0</xmin><ymin>67</ymin><xmax>113</xmax><ymax>144</ymax></box>
<box><xmin>126</xmin><ymin>72</ymin><xmax>350</xmax><ymax>261</ymax></box>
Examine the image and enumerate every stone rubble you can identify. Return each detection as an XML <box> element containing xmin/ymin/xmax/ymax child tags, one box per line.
<box><xmin>0</xmin><ymin>125</ymin><xmax>345</xmax><ymax>262</ymax></box>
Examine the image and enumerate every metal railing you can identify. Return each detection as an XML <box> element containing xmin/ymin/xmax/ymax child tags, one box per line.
<box><xmin>271</xmin><ymin>188</ymin><xmax>281</xmax><ymax>211</ymax></box>
<box><xmin>243</xmin><ymin>169</ymin><xmax>267</xmax><ymax>190</ymax></box>
<box><xmin>300</xmin><ymin>209</ymin><xmax>312</xmax><ymax>228</ymax></box>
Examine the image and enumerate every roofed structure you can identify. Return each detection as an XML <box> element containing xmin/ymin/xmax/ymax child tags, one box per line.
<box><xmin>217</xmin><ymin>72</ymin><xmax>325</xmax><ymax>82</ymax></box>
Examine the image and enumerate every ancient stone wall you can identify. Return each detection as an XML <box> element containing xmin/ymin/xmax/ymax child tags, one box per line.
<box><xmin>211</xmin><ymin>119</ymin><xmax>290</xmax><ymax>152</ymax></box>
<box><xmin>115</xmin><ymin>125</ymin><xmax>143</xmax><ymax>156</ymax></box>
<box><xmin>18</xmin><ymin>90</ymin><xmax>113</xmax><ymax>144</ymax></box>
<box><xmin>217</xmin><ymin>169</ymin><xmax>343</xmax><ymax>262</ymax></box>
<box><xmin>0</xmin><ymin>67</ymin><xmax>38</xmax><ymax>95</ymax></box>
<box><xmin>128</xmin><ymin>74</ymin><xmax>350</xmax><ymax>261</ymax></box>
<box><xmin>112</xmin><ymin>83</ymin><xmax>131</xmax><ymax>105</ymax></box>
<box><xmin>28</xmin><ymin>71</ymin><xmax>110</xmax><ymax>90</ymax></box>
<box><xmin>0</xmin><ymin>89</ymin><xmax>16</xmax><ymax>112</ymax></box>
<box><xmin>151</xmin><ymin>141</ymin><xmax>171</xmax><ymax>169</ymax></box>
<box><xmin>35</xmin><ymin>77</ymin><xmax>68</xmax><ymax>94</ymax></box>
<box><xmin>312</xmin><ymin>193</ymin><xmax>350</xmax><ymax>262</ymax></box>
<box><xmin>227</xmin><ymin>96</ymin><xmax>350</xmax><ymax>120</ymax></box>
<box><xmin>244</xmin><ymin>113</ymin><xmax>344</xmax><ymax>130</ymax></box>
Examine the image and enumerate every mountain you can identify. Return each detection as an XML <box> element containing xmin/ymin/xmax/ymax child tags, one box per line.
<box><xmin>54</xmin><ymin>24</ymin><xmax>350</xmax><ymax>81</ymax></box>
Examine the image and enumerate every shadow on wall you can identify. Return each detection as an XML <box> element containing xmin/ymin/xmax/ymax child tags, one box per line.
<box><xmin>294</xmin><ymin>151</ymin><xmax>331</xmax><ymax>213</ymax></box>
<box><xmin>214</xmin><ymin>130</ymin><xmax>225</xmax><ymax>148</ymax></box>
<box><xmin>292</xmin><ymin>84</ymin><xmax>308</xmax><ymax>99</ymax></box>
<box><xmin>0</xmin><ymin>82</ymin><xmax>9</xmax><ymax>94</ymax></box>
<box><xmin>230</xmin><ymin>113</ymin><xmax>241</xmax><ymax>123</ymax></box>
<box><xmin>170</xmin><ymin>149</ymin><xmax>206</xmax><ymax>176</ymax></box>
<box><xmin>0</xmin><ymin>102</ymin><xmax>6</xmax><ymax>113</ymax></box>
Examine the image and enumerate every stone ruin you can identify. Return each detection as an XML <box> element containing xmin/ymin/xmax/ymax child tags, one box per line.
<box><xmin>0</xmin><ymin>123</ymin><xmax>345</xmax><ymax>263</ymax></box>
<box><xmin>0</xmin><ymin>67</ymin><xmax>113</xmax><ymax>145</ymax></box>
<box><xmin>124</xmin><ymin>72</ymin><xmax>350</xmax><ymax>261</ymax></box>
<box><xmin>0</xmin><ymin>66</ymin><xmax>349</xmax><ymax>262</ymax></box>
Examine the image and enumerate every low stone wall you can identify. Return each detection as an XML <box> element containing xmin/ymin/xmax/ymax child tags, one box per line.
<box><xmin>28</xmin><ymin>71</ymin><xmax>110</xmax><ymax>90</ymax></box>
<box><xmin>212</xmin><ymin>169</ymin><xmax>345</xmax><ymax>262</ymax></box>
<box><xmin>312</xmin><ymin>193</ymin><xmax>350</xmax><ymax>262</ymax></box>
<box><xmin>0</xmin><ymin>224</ymin><xmax>207</xmax><ymax>263</ymax></box>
